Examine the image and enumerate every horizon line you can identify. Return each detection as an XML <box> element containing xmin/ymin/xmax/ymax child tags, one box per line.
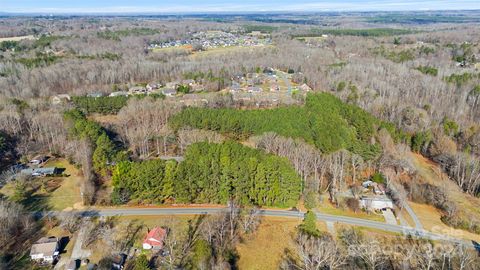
<box><xmin>1</xmin><ymin>9</ymin><xmax>480</xmax><ymax>16</ymax></box>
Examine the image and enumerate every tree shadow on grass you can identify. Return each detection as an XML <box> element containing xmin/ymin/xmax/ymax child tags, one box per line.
<box><xmin>22</xmin><ymin>193</ymin><xmax>52</xmax><ymax>212</ymax></box>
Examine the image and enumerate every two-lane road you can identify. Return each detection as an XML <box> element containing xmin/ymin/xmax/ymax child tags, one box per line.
<box><xmin>64</xmin><ymin>207</ymin><xmax>471</xmax><ymax>246</ymax></box>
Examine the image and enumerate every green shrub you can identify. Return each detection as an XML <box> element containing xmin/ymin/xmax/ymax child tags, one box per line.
<box><xmin>371</xmin><ymin>172</ymin><xmax>386</xmax><ymax>184</ymax></box>
<box><xmin>415</xmin><ymin>66</ymin><xmax>438</xmax><ymax>76</ymax></box>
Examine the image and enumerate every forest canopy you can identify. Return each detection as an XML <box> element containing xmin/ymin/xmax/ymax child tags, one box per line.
<box><xmin>170</xmin><ymin>93</ymin><xmax>388</xmax><ymax>159</ymax></box>
<box><xmin>112</xmin><ymin>141</ymin><xmax>302</xmax><ymax>207</ymax></box>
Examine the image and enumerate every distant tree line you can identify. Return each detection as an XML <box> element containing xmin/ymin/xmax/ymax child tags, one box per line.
<box><xmin>295</xmin><ymin>28</ymin><xmax>416</xmax><ymax>37</ymax></box>
<box><xmin>112</xmin><ymin>141</ymin><xmax>301</xmax><ymax>207</ymax></box>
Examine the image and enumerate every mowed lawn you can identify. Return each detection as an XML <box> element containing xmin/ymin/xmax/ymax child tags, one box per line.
<box><xmin>236</xmin><ymin>217</ymin><xmax>302</xmax><ymax>270</ymax></box>
<box><xmin>0</xmin><ymin>158</ymin><xmax>83</xmax><ymax>211</ymax></box>
<box><xmin>44</xmin><ymin>158</ymin><xmax>83</xmax><ymax>210</ymax></box>
<box><xmin>409</xmin><ymin>202</ymin><xmax>480</xmax><ymax>242</ymax></box>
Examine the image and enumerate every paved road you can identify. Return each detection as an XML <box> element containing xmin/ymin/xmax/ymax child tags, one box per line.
<box><xmin>60</xmin><ymin>207</ymin><xmax>471</xmax><ymax>246</ymax></box>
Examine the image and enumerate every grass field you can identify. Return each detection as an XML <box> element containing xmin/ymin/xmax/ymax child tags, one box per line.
<box><xmin>410</xmin><ymin>153</ymin><xmax>480</xmax><ymax>240</ymax></box>
<box><xmin>0</xmin><ymin>35</ymin><xmax>35</xmax><ymax>42</ymax></box>
<box><xmin>236</xmin><ymin>217</ymin><xmax>302</xmax><ymax>270</ymax></box>
<box><xmin>44</xmin><ymin>159</ymin><xmax>83</xmax><ymax>210</ymax></box>
<box><xmin>0</xmin><ymin>158</ymin><xmax>83</xmax><ymax>211</ymax></box>
<box><xmin>409</xmin><ymin>202</ymin><xmax>480</xmax><ymax>242</ymax></box>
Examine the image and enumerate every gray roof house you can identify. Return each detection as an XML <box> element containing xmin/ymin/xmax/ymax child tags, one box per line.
<box><xmin>21</xmin><ymin>167</ymin><xmax>59</xmax><ymax>177</ymax></box>
<box><xmin>162</xmin><ymin>88</ymin><xmax>177</xmax><ymax>97</ymax></box>
<box><xmin>30</xmin><ymin>237</ymin><xmax>59</xmax><ymax>263</ymax></box>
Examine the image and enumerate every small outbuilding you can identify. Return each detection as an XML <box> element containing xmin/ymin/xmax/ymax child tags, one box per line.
<box><xmin>30</xmin><ymin>155</ymin><xmax>48</xmax><ymax>165</ymax></box>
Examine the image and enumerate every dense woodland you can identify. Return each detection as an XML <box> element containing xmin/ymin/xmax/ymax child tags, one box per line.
<box><xmin>171</xmin><ymin>92</ymin><xmax>399</xmax><ymax>159</ymax></box>
<box><xmin>112</xmin><ymin>141</ymin><xmax>301</xmax><ymax>207</ymax></box>
<box><xmin>1</xmin><ymin>12</ymin><xmax>480</xmax><ymax>270</ymax></box>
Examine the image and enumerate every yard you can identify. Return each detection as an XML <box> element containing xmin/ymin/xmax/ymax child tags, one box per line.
<box><xmin>0</xmin><ymin>158</ymin><xmax>83</xmax><ymax>211</ymax></box>
<box><xmin>317</xmin><ymin>199</ymin><xmax>386</xmax><ymax>223</ymax></box>
<box><xmin>409</xmin><ymin>202</ymin><xmax>480</xmax><ymax>242</ymax></box>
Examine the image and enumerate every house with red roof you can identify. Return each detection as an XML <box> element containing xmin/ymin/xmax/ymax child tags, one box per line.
<box><xmin>142</xmin><ymin>227</ymin><xmax>168</xmax><ymax>250</ymax></box>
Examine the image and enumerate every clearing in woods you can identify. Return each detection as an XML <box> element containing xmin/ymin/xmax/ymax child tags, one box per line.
<box><xmin>409</xmin><ymin>153</ymin><xmax>480</xmax><ymax>242</ymax></box>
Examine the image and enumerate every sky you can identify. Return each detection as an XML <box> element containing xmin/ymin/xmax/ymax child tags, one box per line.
<box><xmin>0</xmin><ymin>0</ymin><xmax>479</xmax><ymax>14</ymax></box>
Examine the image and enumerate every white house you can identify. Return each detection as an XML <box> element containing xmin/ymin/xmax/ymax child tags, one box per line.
<box><xmin>360</xmin><ymin>196</ymin><xmax>393</xmax><ymax>211</ymax></box>
<box><xmin>30</xmin><ymin>237</ymin><xmax>59</xmax><ymax>263</ymax></box>
<box><xmin>51</xmin><ymin>94</ymin><xmax>71</xmax><ymax>105</ymax></box>
<box><xmin>109</xmin><ymin>91</ymin><xmax>129</xmax><ymax>97</ymax></box>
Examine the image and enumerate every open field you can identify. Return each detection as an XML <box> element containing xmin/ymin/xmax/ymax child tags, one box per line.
<box><xmin>410</xmin><ymin>153</ymin><xmax>480</xmax><ymax>236</ymax></box>
<box><xmin>151</xmin><ymin>45</ymin><xmax>192</xmax><ymax>53</ymax></box>
<box><xmin>0</xmin><ymin>35</ymin><xmax>35</xmax><ymax>42</ymax></box>
<box><xmin>236</xmin><ymin>217</ymin><xmax>303</xmax><ymax>270</ymax></box>
<box><xmin>411</xmin><ymin>153</ymin><xmax>480</xmax><ymax>216</ymax></box>
<box><xmin>409</xmin><ymin>202</ymin><xmax>480</xmax><ymax>242</ymax></box>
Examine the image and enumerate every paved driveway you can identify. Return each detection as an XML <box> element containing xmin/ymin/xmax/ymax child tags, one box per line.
<box><xmin>382</xmin><ymin>209</ymin><xmax>397</xmax><ymax>225</ymax></box>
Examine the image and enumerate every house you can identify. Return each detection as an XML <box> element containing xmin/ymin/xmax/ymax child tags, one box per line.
<box><xmin>143</xmin><ymin>227</ymin><xmax>168</xmax><ymax>250</ymax></box>
<box><xmin>362</xmin><ymin>180</ymin><xmax>374</xmax><ymax>188</ymax></box>
<box><xmin>190</xmin><ymin>83</ymin><xmax>205</xmax><ymax>92</ymax></box>
<box><xmin>21</xmin><ymin>167</ymin><xmax>59</xmax><ymax>177</ymax></box>
<box><xmin>182</xmin><ymin>79</ymin><xmax>195</xmax><ymax>86</ymax></box>
<box><xmin>52</xmin><ymin>94</ymin><xmax>71</xmax><ymax>105</ymax></box>
<box><xmin>30</xmin><ymin>155</ymin><xmax>48</xmax><ymax>165</ymax></box>
<box><xmin>128</xmin><ymin>86</ymin><xmax>147</xmax><ymax>95</ymax></box>
<box><xmin>263</xmin><ymin>67</ymin><xmax>275</xmax><ymax>75</ymax></box>
<box><xmin>109</xmin><ymin>91</ymin><xmax>129</xmax><ymax>97</ymax></box>
<box><xmin>299</xmin><ymin>84</ymin><xmax>312</xmax><ymax>92</ymax></box>
<box><xmin>270</xmin><ymin>84</ymin><xmax>280</xmax><ymax>92</ymax></box>
<box><xmin>165</xmin><ymin>81</ymin><xmax>180</xmax><ymax>89</ymax></box>
<box><xmin>162</xmin><ymin>88</ymin><xmax>177</xmax><ymax>97</ymax></box>
<box><xmin>360</xmin><ymin>196</ymin><xmax>393</xmax><ymax>211</ymax></box>
<box><xmin>108</xmin><ymin>91</ymin><xmax>127</xmax><ymax>97</ymax></box>
<box><xmin>361</xmin><ymin>181</ymin><xmax>385</xmax><ymax>195</ymax></box>
<box><xmin>146</xmin><ymin>82</ymin><xmax>162</xmax><ymax>91</ymax></box>
<box><xmin>86</xmin><ymin>92</ymin><xmax>104</xmax><ymax>98</ymax></box>
<box><xmin>230</xmin><ymin>82</ymin><xmax>242</xmax><ymax>93</ymax></box>
<box><xmin>30</xmin><ymin>237</ymin><xmax>59</xmax><ymax>263</ymax></box>
<box><xmin>111</xmin><ymin>253</ymin><xmax>127</xmax><ymax>270</ymax></box>
<box><xmin>247</xmin><ymin>86</ymin><xmax>262</xmax><ymax>93</ymax></box>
